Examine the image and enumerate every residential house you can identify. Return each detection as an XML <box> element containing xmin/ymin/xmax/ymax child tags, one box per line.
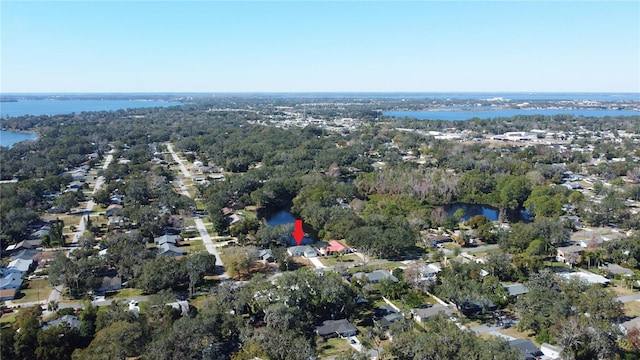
<box><xmin>315</xmin><ymin>319</ymin><xmax>358</xmax><ymax>338</ymax></box>
<box><xmin>374</xmin><ymin>311</ymin><xmax>404</xmax><ymax>329</ymax></box>
<box><xmin>558</xmin><ymin>269</ymin><xmax>610</xmax><ymax>286</ymax></box>
<box><xmin>6</xmin><ymin>258</ymin><xmax>33</xmax><ymax>274</ymax></box>
<box><xmin>317</xmin><ymin>240</ymin><xmax>349</xmax><ymax>256</ymax></box>
<box><xmin>559</xmin><ymin>215</ymin><xmax>582</xmax><ymax>229</ymax></box>
<box><xmin>457</xmin><ymin>299</ymin><xmax>496</xmax><ymax>316</ymax></box>
<box><xmin>154</xmin><ymin>234</ymin><xmax>180</xmax><ymax>246</ymax></box>
<box><xmin>167</xmin><ymin>300</ymin><xmax>190</xmax><ymax>316</ymax></box>
<box><xmin>0</xmin><ymin>272</ymin><xmax>23</xmax><ymax>291</ymax></box>
<box><xmin>0</xmin><ymin>288</ymin><xmax>18</xmax><ymax>301</ymax></box>
<box><xmin>157</xmin><ymin>243</ymin><xmax>187</xmax><ymax>257</ymax></box>
<box><xmin>599</xmin><ymin>263</ymin><xmax>634</xmax><ymax>277</ymax></box>
<box><xmin>107</xmin><ymin>216</ymin><xmax>126</xmax><ymax>229</ymax></box>
<box><xmin>578</xmin><ymin>237</ymin><xmax>605</xmax><ymax>248</ymax></box>
<box><xmin>556</xmin><ymin>245</ymin><xmax>584</xmax><ymax>264</ymax></box>
<box><xmin>105</xmin><ymin>204</ymin><xmax>123</xmax><ymax>217</ymax></box>
<box><xmin>10</xmin><ymin>249</ymin><xmax>38</xmax><ymax>262</ymax></box>
<box><xmin>503</xmin><ymin>283</ymin><xmax>529</xmax><ymax>297</ymax></box>
<box><xmin>99</xmin><ymin>276</ymin><xmax>122</xmax><ymax>293</ymax></box>
<box><xmin>352</xmin><ymin>269</ymin><xmax>398</xmax><ymax>284</ymax></box>
<box><xmin>411</xmin><ymin>304</ymin><xmax>452</xmax><ymax>322</ymax></box>
<box><xmin>431</xmin><ymin>234</ymin><xmax>453</xmax><ymax>247</ymax></box>
<box><xmin>258</xmin><ymin>249</ymin><xmax>274</xmax><ymax>263</ymax></box>
<box><xmin>287</xmin><ymin>245</ymin><xmax>318</xmax><ymax>258</ymax></box>
<box><xmin>508</xmin><ymin>339</ymin><xmax>543</xmax><ymax>360</ymax></box>
<box><xmin>420</xmin><ymin>263</ymin><xmax>442</xmax><ymax>281</ymax></box>
<box><xmin>6</xmin><ymin>239</ymin><xmax>41</xmax><ymax>252</ymax></box>
<box><xmin>42</xmin><ymin>315</ymin><xmax>82</xmax><ymax>331</ymax></box>
<box><xmin>619</xmin><ymin>317</ymin><xmax>640</xmax><ymax>335</ymax></box>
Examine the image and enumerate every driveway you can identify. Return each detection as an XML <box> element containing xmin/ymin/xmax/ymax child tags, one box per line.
<box><xmin>618</xmin><ymin>294</ymin><xmax>640</xmax><ymax>303</ymax></box>
<box><xmin>309</xmin><ymin>257</ymin><xmax>327</xmax><ymax>269</ymax></box>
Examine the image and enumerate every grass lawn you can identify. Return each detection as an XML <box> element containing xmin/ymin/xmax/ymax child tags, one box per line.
<box><xmin>320</xmin><ymin>253</ymin><xmax>360</xmax><ymax>267</ymax></box>
<box><xmin>106</xmin><ymin>288</ymin><xmax>144</xmax><ymax>300</ymax></box>
<box><xmin>0</xmin><ymin>312</ymin><xmax>18</xmax><ymax>324</ymax></box>
<box><xmin>611</xmin><ymin>283</ymin><xmax>637</xmax><ymax>297</ymax></box>
<box><xmin>347</xmin><ymin>261</ymin><xmax>405</xmax><ymax>274</ymax></box>
<box><xmin>624</xmin><ymin>301</ymin><xmax>640</xmax><ymax>317</ymax></box>
<box><xmin>195</xmin><ymin>200</ymin><xmax>207</xmax><ymax>211</ymax></box>
<box><xmin>317</xmin><ymin>337</ymin><xmax>353</xmax><ymax>358</ymax></box>
<box><xmin>293</xmin><ymin>257</ymin><xmax>316</xmax><ymax>269</ymax></box>
<box><xmin>499</xmin><ymin>326</ymin><xmax>538</xmax><ymax>344</ymax></box>
<box><xmin>185</xmin><ymin>218</ymin><xmax>196</xmax><ymax>227</ymax></box>
<box><xmin>13</xmin><ymin>279</ymin><xmax>52</xmax><ymax>304</ymax></box>
<box><xmin>183</xmin><ymin>239</ymin><xmax>206</xmax><ymax>253</ymax></box>
<box><xmin>237</xmin><ymin>209</ymin><xmax>257</xmax><ymax>221</ymax></box>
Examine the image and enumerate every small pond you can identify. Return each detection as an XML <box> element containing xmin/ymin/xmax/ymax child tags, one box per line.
<box><xmin>441</xmin><ymin>203</ymin><xmax>529</xmax><ymax>222</ymax></box>
<box><xmin>261</xmin><ymin>209</ymin><xmax>314</xmax><ymax>245</ymax></box>
<box><xmin>263</xmin><ymin>210</ymin><xmax>296</xmax><ymax>227</ymax></box>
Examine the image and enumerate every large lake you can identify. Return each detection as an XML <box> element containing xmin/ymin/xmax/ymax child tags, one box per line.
<box><xmin>0</xmin><ymin>99</ymin><xmax>182</xmax><ymax>147</ymax></box>
<box><xmin>1</xmin><ymin>99</ymin><xmax>182</xmax><ymax>118</ymax></box>
<box><xmin>385</xmin><ymin>108</ymin><xmax>640</xmax><ymax>121</ymax></box>
<box><xmin>0</xmin><ymin>130</ymin><xmax>37</xmax><ymax>148</ymax></box>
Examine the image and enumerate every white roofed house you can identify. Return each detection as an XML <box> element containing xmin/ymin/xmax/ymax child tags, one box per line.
<box><xmin>157</xmin><ymin>243</ymin><xmax>187</xmax><ymax>257</ymax></box>
<box><xmin>352</xmin><ymin>269</ymin><xmax>398</xmax><ymax>284</ymax></box>
<box><xmin>154</xmin><ymin>234</ymin><xmax>181</xmax><ymax>246</ymax></box>
<box><xmin>6</xmin><ymin>258</ymin><xmax>34</xmax><ymax>274</ymax></box>
<box><xmin>287</xmin><ymin>245</ymin><xmax>318</xmax><ymax>258</ymax></box>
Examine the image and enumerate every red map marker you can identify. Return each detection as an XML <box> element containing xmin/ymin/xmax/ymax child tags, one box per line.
<box><xmin>292</xmin><ymin>219</ymin><xmax>304</xmax><ymax>245</ymax></box>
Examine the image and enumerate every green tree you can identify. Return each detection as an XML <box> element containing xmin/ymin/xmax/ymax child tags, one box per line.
<box><xmin>13</xmin><ymin>305</ymin><xmax>42</xmax><ymax>359</ymax></box>
<box><xmin>35</xmin><ymin>324</ymin><xmax>81</xmax><ymax>360</ymax></box>
<box><xmin>72</xmin><ymin>321</ymin><xmax>145</xmax><ymax>360</ymax></box>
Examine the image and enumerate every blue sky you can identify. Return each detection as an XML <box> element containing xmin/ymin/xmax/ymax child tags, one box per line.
<box><xmin>2</xmin><ymin>1</ymin><xmax>639</xmax><ymax>93</ymax></box>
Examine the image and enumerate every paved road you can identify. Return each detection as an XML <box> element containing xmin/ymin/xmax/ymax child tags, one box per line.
<box><xmin>441</xmin><ymin>244</ymin><xmax>500</xmax><ymax>256</ymax></box>
<box><xmin>72</xmin><ymin>153</ymin><xmax>113</xmax><ymax>245</ymax></box>
<box><xmin>166</xmin><ymin>142</ymin><xmax>228</xmax><ymax>279</ymax></box>
<box><xmin>166</xmin><ymin>143</ymin><xmax>192</xmax><ymax>178</ymax></box>
<box><xmin>57</xmin><ymin>295</ymin><xmax>150</xmax><ymax>310</ymax></box>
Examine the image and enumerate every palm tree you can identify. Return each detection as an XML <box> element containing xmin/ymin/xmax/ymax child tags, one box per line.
<box><xmin>47</xmin><ymin>300</ymin><xmax>59</xmax><ymax>312</ymax></box>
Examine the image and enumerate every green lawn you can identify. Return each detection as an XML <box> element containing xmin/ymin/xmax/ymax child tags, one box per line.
<box><xmin>195</xmin><ymin>200</ymin><xmax>207</xmax><ymax>211</ymax></box>
<box><xmin>13</xmin><ymin>279</ymin><xmax>52</xmax><ymax>304</ymax></box>
<box><xmin>106</xmin><ymin>288</ymin><xmax>144</xmax><ymax>300</ymax></box>
<box><xmin>0</xmin><ymin>311</ymin><xmax>18</xmax><ymax>324</ymax></box>
<box><xmin>624</xmin><ymin>301</ymin><xmax>640</xmax><ymax>317</ymax></box>
<box><xmin>317</xmin><ymin>337</ymin><xmax>354</xmax><ymax>358</ymax></box>
<box><xmin>237</xmin><ymin>209</ymin><xmax>257</xmax><ymax>221</ymax></box>
<box><xmin>183</xmin><ymin>239</ymin><xmax>206</xmax><ymax>253</ymax></box>
<box><xmin>347</xmin><ymin>261</ymin><xmax>405</xmax><ymax>274</ymax></box>
<box><xmin>320</xmin><ymin>253</ymin><xmax>361</xmax><ymax>267</ymax></box>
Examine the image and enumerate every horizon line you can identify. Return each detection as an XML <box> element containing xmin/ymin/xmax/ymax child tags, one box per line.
<box><xmin>2</xmin><ymin>91</ymin><xmax>639</xmax><ymax>95</ymax></box>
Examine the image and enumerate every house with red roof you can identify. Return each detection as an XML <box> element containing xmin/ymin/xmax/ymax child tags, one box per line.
<box><xmin>317</xmin><ymin>240</ymin><xmax>349</xmax><ymax>256</ymax></box>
